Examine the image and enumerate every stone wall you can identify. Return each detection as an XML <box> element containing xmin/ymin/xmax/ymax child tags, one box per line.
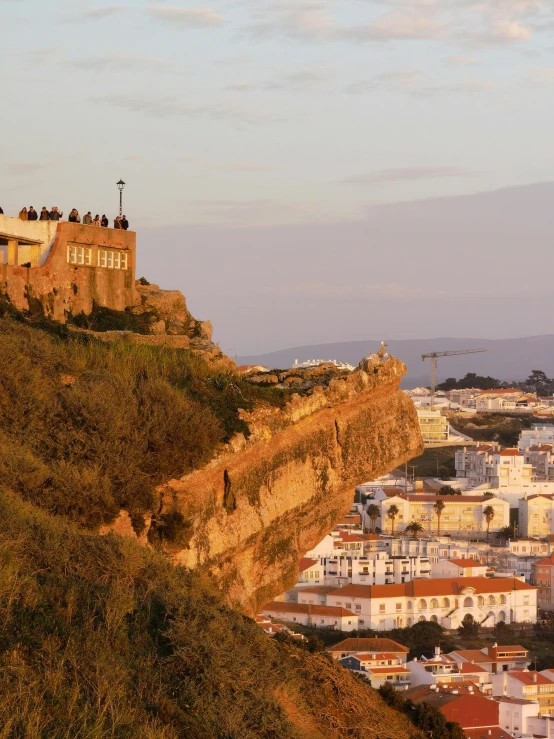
<box><xmin>0</xmin><ymin>220</ymin><xmax>136</xmax><ymax>320</ymax></box>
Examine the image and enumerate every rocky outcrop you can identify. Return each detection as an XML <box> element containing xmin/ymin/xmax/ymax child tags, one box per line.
<box><xmin>132</xmin><ymin>282</ymin><xmax>213</xmax><ymax>340</ymax></box>
<box><xmin>158</xmin><ymin>353</ymin><xmax>423</xmax><ymax>614</ymax></box>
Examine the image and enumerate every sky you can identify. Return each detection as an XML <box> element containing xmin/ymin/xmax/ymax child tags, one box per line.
<box><xmin>2</xmin><ymin>0</ymin><xmax>554</xmax><ymax>354</ymax></box>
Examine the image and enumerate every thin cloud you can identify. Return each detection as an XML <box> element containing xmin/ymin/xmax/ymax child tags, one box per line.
<box><xmin>226</xmin><ymin>68</ymin><xmax>334</xmax><ymax>92</ymax></box>
<box><xmin>64</xmin><ymin>6</ymin><xmax>123</xmax><ymax>22</ymax></box>
<box><xmin>71</xmin><ymin>54</ymin><xmax>173</xmax><ymax>73</ymax></box>
<box><xmin>149</xmin><ymin>7</ymin><xmax>225</xmax><ymax>27</ymax></box>
<box><xmin>94</xmin><ymin>93</ymin><xmax>280</xmax><ymax>124</ymax></box>
<box><xmin>341</xmin><ymin>167</ymin><xmax>481</xmax><ymax>186</ymax></box>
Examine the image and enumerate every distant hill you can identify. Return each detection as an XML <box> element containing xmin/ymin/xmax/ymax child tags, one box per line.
<box><xmin>237</xmin><ymin>335</ymin><xmax>554</xmax><ymax>388</ymax></box>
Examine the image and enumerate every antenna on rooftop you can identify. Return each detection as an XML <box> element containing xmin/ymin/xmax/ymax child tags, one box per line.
<box><xmin>421</xmin><ymin>349</ymin><xmax>487</xmax><ymax>409</ymax></box>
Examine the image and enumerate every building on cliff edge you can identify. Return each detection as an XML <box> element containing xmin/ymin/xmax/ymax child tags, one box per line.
<box><xmin>0</xmin><ymin>214</ymin><xmax>136</xmax><ymax>320</ymax></box>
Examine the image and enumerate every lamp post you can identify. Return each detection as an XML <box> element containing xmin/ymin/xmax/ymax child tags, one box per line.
<box><xmin>117</xmin><ymin>179</ymin><xmax>126</xmax><ymax>217</ymax></box>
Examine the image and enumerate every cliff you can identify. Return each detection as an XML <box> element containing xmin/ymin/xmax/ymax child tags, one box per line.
<box><xmin>159</xmin><ymin>353</ymin><xmax>423</xmax><ymax>614</ymax></box>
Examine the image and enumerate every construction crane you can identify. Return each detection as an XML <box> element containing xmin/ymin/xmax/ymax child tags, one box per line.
<box><xmin>422</xmin><ymin>349</ymin><xmax>487</xmax><ymax>408</ymax></box>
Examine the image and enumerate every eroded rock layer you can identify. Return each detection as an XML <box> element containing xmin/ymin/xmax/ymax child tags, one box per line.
<box><xmin>160</xmin><ymin>354</ymin><xmax>423</xmax><ymax>614</ymax></box>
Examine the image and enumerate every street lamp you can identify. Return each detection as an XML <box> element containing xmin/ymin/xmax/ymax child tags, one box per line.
<box><xmin>117</xmin><ymin>179</ymin><xmax>126</xmax><ymax>217</ymax></box>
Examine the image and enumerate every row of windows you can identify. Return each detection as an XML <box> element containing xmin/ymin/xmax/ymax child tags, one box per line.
<box><xmin>68</xmin><ymin>246</ymin><xmax>129</xmax><ymax>270</ymax></box>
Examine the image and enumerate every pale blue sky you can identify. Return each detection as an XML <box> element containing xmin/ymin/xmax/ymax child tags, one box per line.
<box><xmin>2</xmin><ymin>1</ymin><xmax>554</xmax><ymax>353</ymax></box>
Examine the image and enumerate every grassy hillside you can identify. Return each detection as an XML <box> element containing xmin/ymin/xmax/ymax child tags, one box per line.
<box><xmin>0</xmin><ymin>313</ymin><xmax>285</xmax><ymax>533</ymax></box>
<box><xmin>0</xmin><ymin>490</ymin><xmax>421</xmax><ymax>739</ymax></box>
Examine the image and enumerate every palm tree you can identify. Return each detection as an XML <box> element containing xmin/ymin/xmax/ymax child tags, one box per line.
<box><xmin>367</xmin><ymin>504</ymin><xmax>380</xmax><ymax>534</ymax></box>
<box><xmin>434</xmin><ymin>500</ymin><xmax>445</xmax><ymax>537</ymax></box>
<box><xmin>405</xmin><ymin>521</ymin><xmax>424</xmax><ymax>539</ymax></box>
<box><xmin>387</xmin><ymin>504</ymin><xmax>399</xmax><ymax>536</ymax></box>
<box><xmin>483</xmin><ymin>505</ymin><xmax>495</xmax><ymax>540</ymax></box>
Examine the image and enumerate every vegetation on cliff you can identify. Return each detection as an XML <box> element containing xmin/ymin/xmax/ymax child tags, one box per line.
<box><xmin>0</xmin><ymin>490</ymin><xmax>421</xmax><ymax>739</ymax></box>
<box><xmin>0</xmin><ymin>315</ymin><xmax>285</xmax><ymax>531</ymax></box>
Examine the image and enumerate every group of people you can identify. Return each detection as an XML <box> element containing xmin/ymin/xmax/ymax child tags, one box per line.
<box><xmin>11</xmin><ymin>206</ymin><xmax>129</xmax><ymax>230</ymax></box>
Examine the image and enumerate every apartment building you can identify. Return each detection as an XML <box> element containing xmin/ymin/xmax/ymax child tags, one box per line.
<box><xmin>491</xmin><ymin>671</ymin><xmax>554</xmax><ymax>716</ymax></box>
<box><xmin>338</xmin><ymin>653</ymin><xmax>411</xmax><ymax>690</ymax></box>
<box><xmin>417</xmin><ymin>409</ymin><xmax>451</xmax><ymax>444</ymax></box>
<box><xmin>320</xmin><ymin>552</ymin><xmax>431</xmax><ymax>588</ymax></box>
<box><xmin>525</xmin><ymin>444</ymin><xmax>554</xmax><ymax>482</ymax></box>
<box><xmin>531</xmin><ymin>551</ymin><xmax>554</xmax><ymax>610</ymax></box>
<box><xmin>325</xmin><ymin>577</ymin><xmax>536</xmax><ymax>631</ymax></box>
<box><xmin>455</xmin><ymin>445</ymin><xmax>533</xmax><ymax>488</ymax></box>
<box><xmin>431</xmin><ymin>558</ymin><xmax>489</xmax><ymax>578</ymax></box>
<box><xmin>519</xmin><ymin>424</ymin><xmax>554</xmax><ymax>452</ymax></box>
<box><xmin>519</xmin><ymin>494</ymin><xmax>554</xmax><ymax>538</ymax></box>
<box><xmin>380</xmin><ymin>493</ymin><xmax>509</xmax><ymax>537</ymax></box>
<box><xmin>262</xmin><ymin>602</ymin><xmax>358</xmax><ymax>631</ymax></box>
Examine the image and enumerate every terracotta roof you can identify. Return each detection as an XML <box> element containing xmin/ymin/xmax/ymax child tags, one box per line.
<box><xmin>499</xmin><ymin>448</ymin><xmax>522</xmax><ymax>457</ymax></box>
<box><xmin>328</xmin><ymin>637</ymin><xmax>408</xmax><ymax>654</ymax></box>
<box><xmin>535</xmin><ymin>553</ymin><xmax>554</xmax><ymax>566</ymax></box>
<box><xmin>526</xmin><ymin>493</ymin><xmax>554</xmax><ymax>501</ymax></box>
<box><xmin>450</xmin><ymin>649</ymin><xmax>491</xmax><ymax>663</ymax></box>
<box><xmin>364</xmin><ymin>666</ymin><xmax>411</xmax><ymax>674</ymax></box>
<box><xmin>475</xmin><ymin>445</ymin><xmax>494</xmax><ymax>452</ymax></box>
<box><xmin>297</xmin><ymin>585</ymin><xmax>337</xmax><ymax>594</ymax></box>
<box><xmin>337</xmin><ymin>514</ymin><xmax>362</xmax><ymax>525</ymax></box>
<box><xmin>336</xmin><ymin>533</ymin><xmax>364</xmax><ymax>543</ymax></box>
<box><xmin>298</xmin><ymin>558</ymin><xmax>319</xmax><ymax>573</ymax></box>
<box><xmin>478</xmin><ymin>388</ymin><xmax>520</xmax><ymax>395</ymax></box>
<box><xmin>507</xmin><ymin>669</ymin><xmax>553</xmax><ymax>686</ymax></box>
<box><xmin>448</xmin><ymin>558</ymin><xmax>484</xmax><ymax>567</ymax></box>
<box><xmin>528</xmin><ymin>444</ymin><xmax>554</xmax><ymax>451</ymax></box>
<box><xmin>263</xmin><ymin>602</ymin><xmax>356</xmax><ymax>618</ymax></box>
<box><xmin>460</xmin><ymin>662</ymin><xmax>488</xmax><ymax>674</ymax></box>
<box><xmin>486</xmin><ymin>645</ymin><xmax>528</xmax><ymax>659</ymax></box>
<box><xmin>350</xmin><ymin>652</ymin><xmax>403</xmax><ymax>661</ymax></box>
<box><xmin>464</xmin><ymin>730</ymin><xmax>511</xmax><ymax>739</ymax></box>
<box><xmin>440</xmin><ymin>694</ymin><xmax>499</xmax><ymax>730</ymax></box>
<box><xmin>329</xmin><ymin>577</ymin><xmax>536</xmax><ymax>600</ymax></box>
<box><xmin>387</xmin><ymin>494</ymin><xmax>499</xmax><ymax>503</ymax></box>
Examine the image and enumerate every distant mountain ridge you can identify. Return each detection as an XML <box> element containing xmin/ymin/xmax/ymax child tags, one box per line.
<box><xmin>237</xmin><ymin>335</ymin><xmax>554</xmax><ymax>388</ymax></box>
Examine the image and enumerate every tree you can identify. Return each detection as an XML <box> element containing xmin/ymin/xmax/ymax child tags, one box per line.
<box><xmin>387</xmin><ymin>504</ymin><xmax>399</xmax><ymax>536</ymax></box>
<box><xmin>483</xmin><ymin>505</ymin><xmax>495</xmax><ymax>539</ymax></box>
<box><xmin>437</xmin><ymin>373</ymin><xmax>502</xmax><ymax>391</ymax></box>
<box><xmin>498</xmin><ymin>525</ymin><xmax>515</xmax><ymax>541</ymax></box>
<box><xmin>434</xmin><ymin>500</ymin><xmax>445</xmax><ymax>537</ymax></box>
<box><xmin>457</xmin><ymin>613</ymin><xmax>479</xmax><ymax>638</ymax></box>
<box><xmin>405</xmin><ymin>521</ymin><xmax>424</xmax><ymax>539</ymax></box>
<box><xmin>439</xmin><ymin>486</ymin><xmax>461</xmax><ymax>496</ymax></box>
<box><xmin>522</xmin><ymin>369</ymin><xmax>552</xmax><ymax>396</ymax></box>
<box><xmin>367</xmin><ymin>504</ymin><xmax>380</xmax><ymax>534</ymax></box>
<box><xmin>378</xmin><ymin>681</ymin><xmax>406</xmax><ymax>711</ymax></box>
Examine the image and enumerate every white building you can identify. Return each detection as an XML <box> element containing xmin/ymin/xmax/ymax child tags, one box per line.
<box><xmin>325</xmin><ymin>577</ymin><xmax>537</xmax><ymax>631</ymax></box>
<box><xmin>525</xmin><ymin>444</ymin><xmax>554</xmax><ymax>482</ymax></box>
<box><xmin>339</xmin><ymin>652</ymin><xmax>411</xmax><ymax>690</ymax></box>
<box><xmin>408</xmin><ymin>647</ymin><xmax>491</xmax><ymax>690</ymax></box>
<box><xmin>519</xmin><ymin>424</ymin><xmax>554</xmax><ymax>452</ymax></box>
<box><xmin>491</xmin><ymin>671</ymin><xmax>554</xmax><ymax>716</ymax></box>
<box><xmin>431</xmin><ymin>558</ymin><xmax>489</xmax><ymax>579</ymax></box>
<box><xmin>380</xmin><ymin>492</ymin><xmax>509</xmax><ymax>537</ymax></box>
<box><xmin>262</xmin><ymin>601</ymin><xmax>359</xmax><ymax>631</ymax></box>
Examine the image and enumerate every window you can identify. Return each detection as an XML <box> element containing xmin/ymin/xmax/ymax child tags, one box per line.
<box><xmin>345</xmin><ymin>603</ymin><xmax>352</xmax><ymax>610</ymax></box>
<box><xmin>98</xmin><ymin>249</ymin><xmax>128</xmax><ymax>269</ymax></box>
<box><xmin>68</xmin><ymin>246</ymin><xmax>91</xmax><ymax>266</ymax></box>
<box><xmin>379</xmin><ymin>604</ymin><xmax>385</xmax><ymax>613</ymax></box>
<box><xmin>396</xmin><ymin>603</ymin><xmax>402</xmax><ymax>611</ymax></box>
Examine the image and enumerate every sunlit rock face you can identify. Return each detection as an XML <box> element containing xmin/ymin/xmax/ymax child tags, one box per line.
<box><xmin>159</xmin><ymin>354</ymin><xmax>423</xmax><ymax>614</ymax></box>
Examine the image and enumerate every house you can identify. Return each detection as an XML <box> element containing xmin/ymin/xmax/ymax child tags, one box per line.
<box><xmin>380</xmin><ymin>493</ymin><xmax>509</xmax><ymax>538</ymax></box>
<box><xmin>519</xmin><ymin>494</ymin><xmax>554</xmax><ymax>538</ymax></box>
<box><xmin>496</xmin><ymin>697</ymin><xmax>540</xmax><ymax>737</ymax></box>
<box><xmin>321</xmin><ymin>552</ymin><xmax>431</xmax><ymax>588</ymax></box>
<box><xmin>327</xmin><ymin>637</ymin><xmax>409</xmax><ymax>662</ymax></box>
<box><xmin>339</xmin><ymin>653</ymin><xmax>411</xmax><ymax>690</ymax></box>
<box><xmin>449</xmin><ymin>644</ymin><xmax>531</xmax><ymax>674</ymax></box>
<box><xmin>407</xmin><ymin>647</ymin><xmax>491</xmax><ymax>689</ymax></box>
<box><xmin>296</xmin><ymin>558</ymin><xmax>323</xmax><ymax>586</ymax></box>
<box><xmin>289</xmin><ymin>586</ymin><xmax>337</xmax><ymax>606</ymax></box>
<box><xmin>325</xmin><ymin>577</ymin><xmax>537</xmax><ymax>630</ymax></box>
<box><xmin>531</xmin><ymin>551</ymin><xmax>554</xmax><ymax>610</ymax></box>
<box><xmin>475</xmin><ymin>389</ymin><xmax>526</xmax><ymax>412</ymax></box>
<box><xmin>262</xmin><ymin>602</ymin><xmax>358</xmax><ymax>631</ymax></box>
<box><xmin>254</xmin><ymin>615</ymin><xmax>307</xmax><ymax>641</ymax></box>
<box><xmin>491</xmin><ymin>670</ymin><xmax>554</xmax><ymax>715</ymax></box>
<box><xmin>431</xmin><ymin>558</ymin><xmax>489</xmax><ymax>579</ymax></box>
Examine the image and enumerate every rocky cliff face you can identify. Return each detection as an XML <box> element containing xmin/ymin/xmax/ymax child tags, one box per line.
<box><xmin>159</xmin><ymin>353</ymin><xmax>423</xmax><ymax>614</ymax></box>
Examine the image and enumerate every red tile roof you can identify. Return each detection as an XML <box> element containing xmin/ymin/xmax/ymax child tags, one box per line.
<box><xmin>328</xmin><ymin>637</ymin><xmax>408</xmax><ymax>654</ymax></box>
<box><xmin>486</xmin><ymin>645</ymin><xmax>528</xmax><ymax>659</ymax></box>
<box><xmin>478</xmin><ymin>388</ymin><xmax>520</xmax><ymax>395</ymax></box>
<box><xmin>296</xmin><ymin>585</ymin><xmax>337</xmax><ymax>594</ymax></box>
<box><xmin>336</xmin><ymin>533</ymin><xmax>365</xmax><ymax>543</ymax></box>
<box><xmin>388</xmin><ymin>493</ymin><xmax>500</xmax><ymax>503</ymax></box>
<box><xmin>298</xmin><ymin>557</ymin><xmax>319</xmax><ymax>573</ymax></box>
<box><xmin>460</xmin><ymin>662</ymin><xmax>488</xmax><ymax>674</ymax></box>
<box><xmin>440</xmin><ymin>694</ymin><xmax>499</xmax><ymax>730</ymax></box>
<box><xmin>263</xmin><ymin>602</ymin><xmax>356</xmax><ymax>618</ymax></box>
<box><xmin>364</xmin><ymin>666</ymin><xmax>411</xmax><ymax>674</ymax></box>
<box><xmin>329</xmin><ymin>577</ymin><xmax>535</xmax><ymax>600</ymax></box>
<box><xmin>351</xmin><ymin>652</ymin><xmax>403</xmax><ymax>661</ymax></box>
<box><xmin>508</xmin><ymin>669</ymin><xmax>554</xmax><ymax>686</ymax></box>
<box><xmin>464</xmin><ymin>728</ymin><xmax>510</xmax><ymax>739</ymax></box>
<box><xmin>499</xmin><ymin>448</ymin><xmax>522</xmax><ymax>457</ymax></box>
<box><xmin>448</xmin><ymin>558</ymin><xmax>484</xmax><ymax>567</ymax></box>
